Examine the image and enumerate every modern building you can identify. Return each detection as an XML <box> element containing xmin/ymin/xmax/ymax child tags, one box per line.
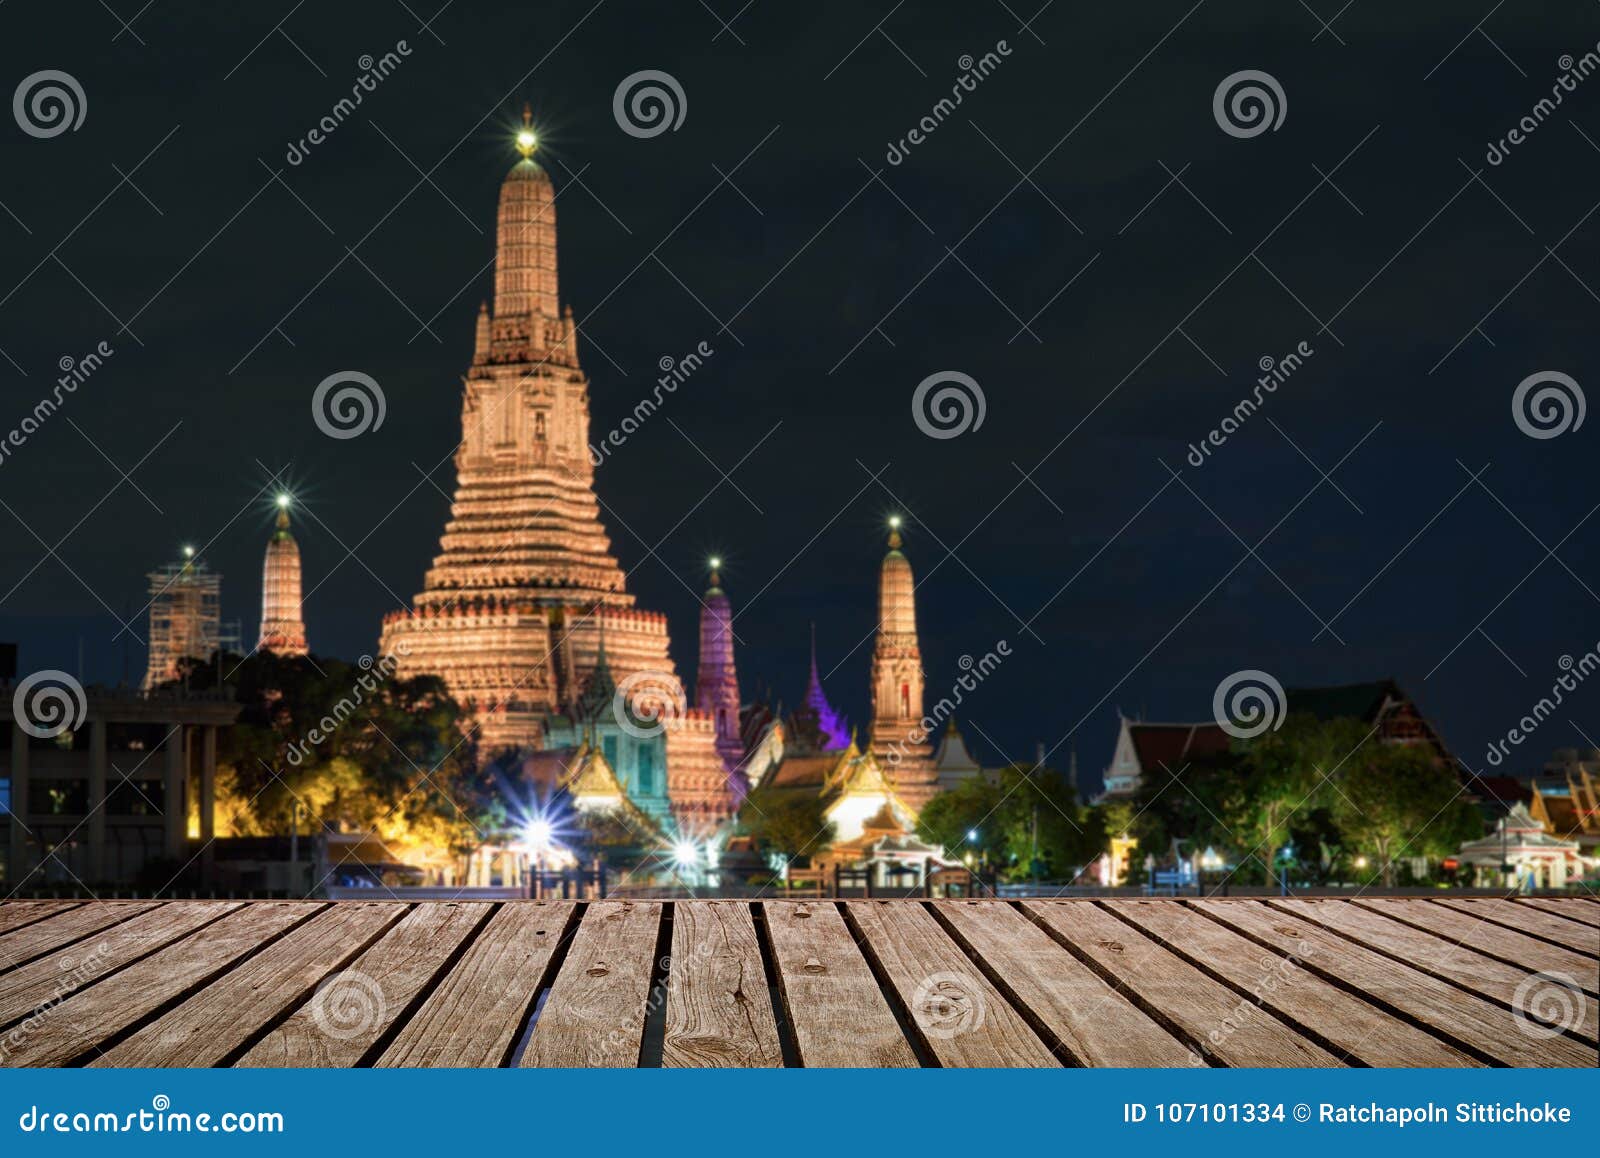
<box><xmin>2</xmin><ymin>683</ymin><xmax>239</xmax><ymax>887</ymax></box>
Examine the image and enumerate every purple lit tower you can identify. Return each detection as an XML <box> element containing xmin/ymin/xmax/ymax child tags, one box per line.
<box><xmin>793</xmin><ymin>624</ymin><xmax>851</xmax><ymax>752</ymax></box>
<box><xmin>695</xmin><ymin>558</ymin><xmax>746</xmax><ymax>794</ymax></box>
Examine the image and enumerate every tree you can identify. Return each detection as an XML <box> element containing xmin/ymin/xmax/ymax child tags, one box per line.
<box><xmin>1222</xmin><ymin>714</ymin><xmax>1369</xmax><ymax>884</ymax></box>
<box><xmin>1334</xmin><ymin>741</ymin><xmax>1479</xmax><ymax>887</ymax></box>
<box><xmin>919</xmin><ymin>765</ymin><xmax>1101</xmax><ymax>882</ymax></box>
<box><xmin>741</xmin><ymin>788</ymin><xmax>833</xmax><ymax>868</ymax></box>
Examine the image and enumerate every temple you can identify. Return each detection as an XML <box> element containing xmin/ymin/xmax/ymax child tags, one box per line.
<box><xmin>378</xmin><ymin>111</ymin><xmax>737</xmax><ymax>830</ymax></box>
<box><xmin>257</xmin><ymin>495</ymin><xmax>308</xmax><ymax>656</ymax></box>
<box><xmin>868</xmin><ymin>517</ymin><xmax>938</xmax><ymax>811</ymax></box>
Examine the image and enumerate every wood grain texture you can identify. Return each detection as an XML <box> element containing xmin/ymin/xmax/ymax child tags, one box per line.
<box><xmin>938</xmin><ymin>901</ymin><xmax>1195</xmax><ymax>1066</ymax></box>
<box><xmin>1201</xmin><ymin>900</ymin><xmax>1595</xmax><ymax>1067</ymax></box>
<box><xmin>378</xmin><ymin>902</ymin><xmax>574</xmax><ymax>1068</ymax></box>
<box><xmin>849</xmin><ymin>900</ymin><xmax>1059</xmax><ymax>1067</ymax></box>
<box><xmin>1105</xmin><ymin>899</ymin><xmax>1478</xmax><ymax>1067</ymax></box>
<box><xmin>1356</xmin><ymin>899</ymin><xmax>1599</xmax><ymax>992</ymax></box>
<box><xmin>0</xmin><ymin>901</ymin><xmax>241</xmax><ymax>1031</ymax></box>
<box><xmin>1432</xmin><ymin>898</ymin><xmax>1600</xmax><ymax>957</ymax></box>
<box><xmin>0</xmin><ymin>902</ymin><xmax>84</xmax><ymax>938</ymax></box>
<box><xmin>663</xmin><ymin>901</ymin><xmax>781</xmax><ymax>1068</ymax></box>
<box><xmin>1276</xmin><ymin>899</ymin><xmax>1598</xmax><ymax>1045</ymax></box>
<box><xmin>522</xmin><ymin>900</ymin><xmax>661</xmax><ymax>1068</ymax></box>
<box><xmin>763</xmin><ymin>901</ymin><xmax>916</xmax><ymax>1068</ymax></box>
<box><xmin>1024</xmin><ymin>901</ymin><xmax>1337</xmax><ymax>1067</ymax></box>
<box><xmin>235</xmin><ymin>902</ymin><xmax>489</xmax><ymax>1068</ymax></box>
<box><xmin>0</xmin><ymin>902</ymin><xmax>158</xmax><ymax>974</ymax></box>
<box><xmin>92</xmin><ymin>903</ymin><xmax>402</xmax><ymax>1067</ymax></box>
<box><xmin>2</xmin><ymin>902</ymin><xmax>313</xmax><ymax>1067</ymax></box>
<box><xmin>1513</xmin><ymin>897</ymin><xmax>1600</xmax><ymax>929</ymax></box>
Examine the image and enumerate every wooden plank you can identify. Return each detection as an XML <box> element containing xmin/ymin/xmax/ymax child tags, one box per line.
<box><xmin>378</xmin><ymin>902</ymin><xmax>574</xmax><ymax>1067</ymax></box>
<box><xmin>1275</xmin><ymin>899</ymin><xmax>1598</xmax><ymax>1046</ymax></box>
<box><xmin>236</xmin><ymin>902</ymin><xmax>489</xmax><ymax>1068</ymax></box>
<box><xmin>1433</xmin><ymin>897</ymin><xmax>1600</xmax><ymax>956</ymax></box>
<box><xmin>91</xmin><ymin>902</ymin><xmax>402</xmax><ymax>1067</ymax></box>
<box><xmin>763</xmin><ymin>901</ymin><xmax>916</xmax><ymax>1068</ymax></box>
<box><xmin>1</xmin><ymin>902</ymin><xmax>314</xmax><ymax>1067</ymax></box>
<box><xmin>0</xmin><ymin>902</ymin><xmax>159</xmax><ymax>974</ymax></box>
<box><xmin>0</xmin><ymin>902</ymin><xmax>84</xmax><ymax>937</ymax></box>
<box><xmin>1201</xmin><ymin>900</ymin><xmax>1595</xmax><ymax>1067</ymax></box>
<box><xmin>1516</xmin><ymin>897</ymin><xmax>1600</xmax><ymax>928</ymax></box>
<box><xmin>523</xmin><ymin>901</ymin><xmax>661</xmax><ymax>1068</ymax></box>
<box><xmin>0</xmin><ymin>901</ymin><xmax>241</xmax><ymax>1031</ymax></box>
<box><xmin>1357</xmin><ymin>899</ymin><xmax>1599</xmax><ymax>992</ymax></box>
<box><xmin>1106</xmin><ymin>899</ymin><xmax>1479</xmax><ymax>1066</ymax></box>
<box><xmin>1024</xmin><ymin>901</ymin><xmax>1338</xmax><ymax>1067</ymax></box>
<box><xmin>849</xmin><ymin>900</ymin><xmax>1058</xmax><ymax>1067</ymax></box>
<box><xmin>938</xmin><ymin>901</ymin><xmax>1195</xmax><ymax>1066</ymax></box>
<box><xmin>663</xmin><ymin>901</ymin><xmax>782</xmax><ymax>1067</ymax></box>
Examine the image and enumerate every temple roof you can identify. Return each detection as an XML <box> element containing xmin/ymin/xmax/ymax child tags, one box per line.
<box><xmin>933</xmin><ymin>719</ymin><xmax>981</xmax><ymax>772</ymax></box>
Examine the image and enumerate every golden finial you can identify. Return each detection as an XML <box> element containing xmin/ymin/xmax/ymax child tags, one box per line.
<box><xmin>516</xmin><ymin>103</ymin><xmax>538</xmax><ymax>158</ymax></box>
<box><xmin>708</xmin><ymin>556</ymin><xmax>722</xmax><ymax>588</ymax></box>
<box><xmin>887</xmin><ymin>515</ymin><xmax>903</xmax><ymax>550</ymax></box>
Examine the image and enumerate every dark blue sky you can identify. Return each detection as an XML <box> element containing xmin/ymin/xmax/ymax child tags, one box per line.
<box><xmin>3</xmin><ymin>1</ymin><xmax>1599</xmax><ymax>785</ymax></box>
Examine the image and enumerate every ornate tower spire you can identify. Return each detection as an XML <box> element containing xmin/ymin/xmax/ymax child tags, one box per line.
<box><xmin>257</xmin><ymin>494</ymin><xmax>308</xmax><ymax>657</ymax></box>
<box><xmin>869</xmin><ymin>516</ymin><xmax>935</xmax><ymax>809</ymax></box>
<box><xmin>798</xmin><ymin>623</ymin><xmax>850</xmax><ymax>750</ymax></box>
<box><xmin>696</xmin><ymin>557</ymin><xmax>744</xmax><ymax>775</ymax></box>
<box><xmin>493</xmin><ymin>105</ymin><xmax>559</xmax><ymax>326</ymax></box>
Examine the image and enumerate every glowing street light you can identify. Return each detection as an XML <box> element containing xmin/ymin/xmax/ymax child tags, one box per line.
<box><xmin>526</xmin><ymin>818</ymin><xmax>554</xmax><ymax>852</ymax></box>
<box><xmin>673</xmin><ymin>839</ymin><xmax>699</xmax><ymax>869</ymax></box>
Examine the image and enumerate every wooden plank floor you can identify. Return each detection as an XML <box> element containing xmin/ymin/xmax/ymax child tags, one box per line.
<box><xmin>0</xmin><ymin>898</ymin><xmax>1593</xmax><ymax>1068</ymax></box>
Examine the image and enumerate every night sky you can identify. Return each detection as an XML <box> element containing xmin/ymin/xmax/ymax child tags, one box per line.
<box><xmin>3</xmin><ymin>1</ymin><xmax>1600</xmax><ymax>788</ymax></box>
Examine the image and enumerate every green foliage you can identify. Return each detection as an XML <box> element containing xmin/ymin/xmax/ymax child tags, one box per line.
<box><xmin>168</xmin><ymin>651</ymin><xmax>480</xmax><ymax>851</ymax></box>
<box><xmin>919</xmin><ymin>765</ymin><xmax>1102</xmax><ymax>882</ymax></box>
<box><xmin>740</xmin><ymin>788</ymin><xmax>833</xmax><ymax>867</ymax></box>
<box><xmin>1124</xmin><ymin>713</ymin><xmax>1485</xmax><ymax>886</ymax></box>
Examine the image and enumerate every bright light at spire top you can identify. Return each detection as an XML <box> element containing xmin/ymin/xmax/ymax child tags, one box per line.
<box><xmin>276</xmin><ymin>493</ymin><xmax>291</xmax><ymax>509</ymax></box>
<box><xmin>709</xmin><ymin>556</ymin><xmax>722</xmax><ymax>571</ymax></box>
<box><xmin>889</xmin><ymin>515</ymin><xmax>902</xmax><ymax>529</ymax></box>
<box><xmin>516</xmin><ymin>103</ymin><xmax>538</xmax><ymax>158</ymax></box>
